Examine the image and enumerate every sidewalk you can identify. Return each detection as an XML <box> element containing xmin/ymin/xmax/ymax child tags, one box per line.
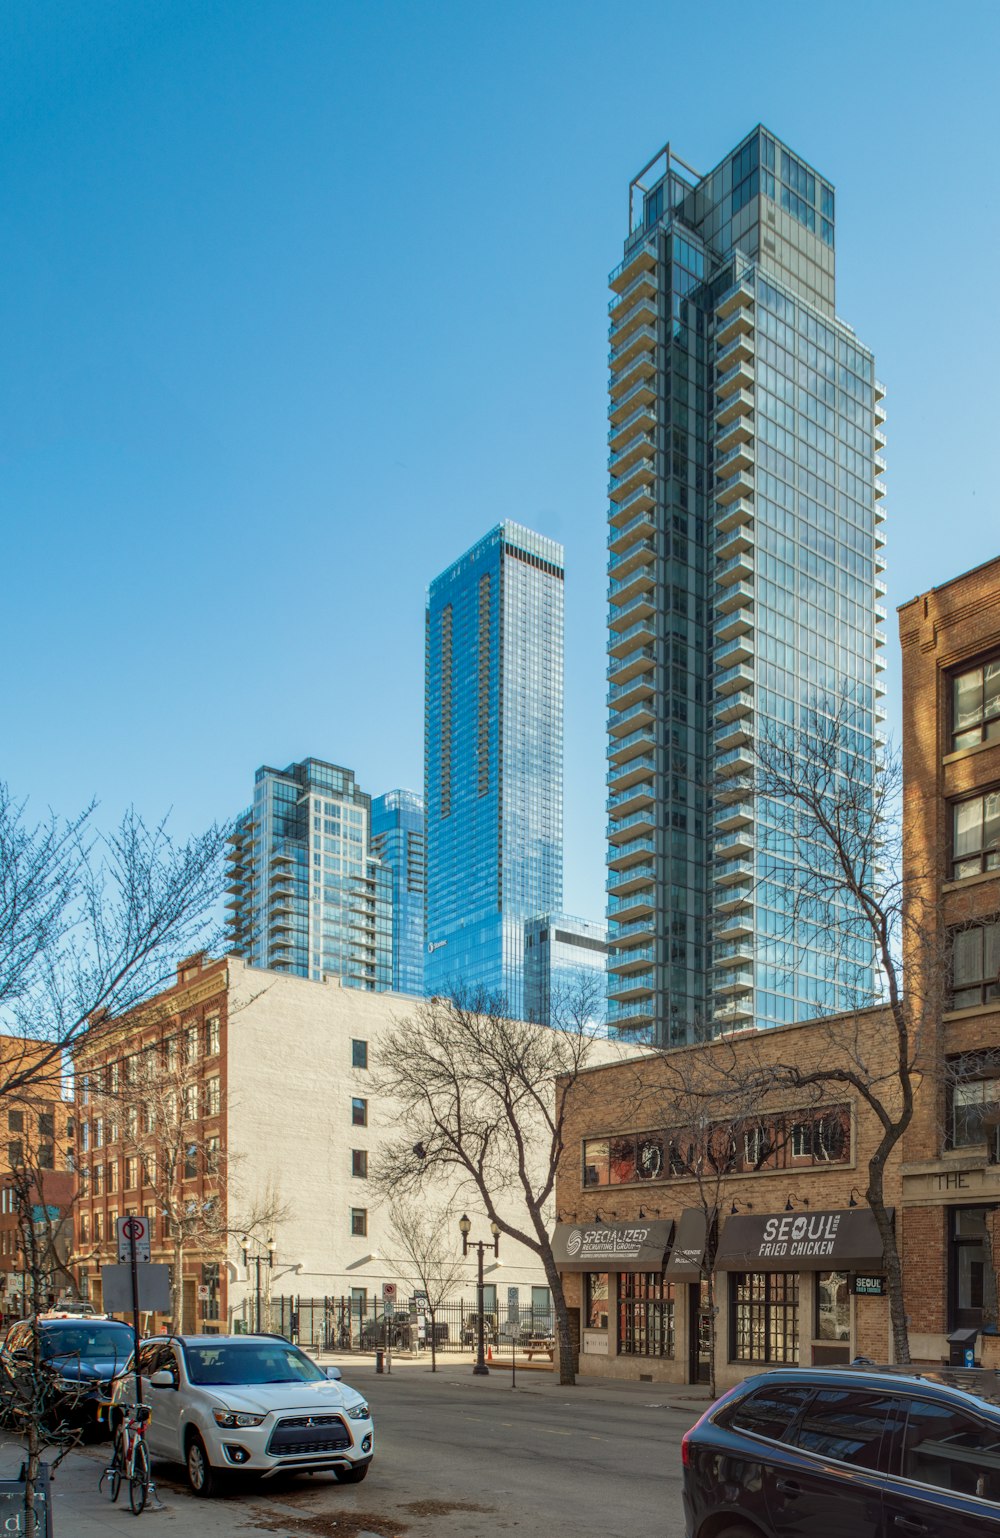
<box><xmin>313</xmin><ymin>1347</ymin><xmax>714</xmax><ymax>1413</ymax></box>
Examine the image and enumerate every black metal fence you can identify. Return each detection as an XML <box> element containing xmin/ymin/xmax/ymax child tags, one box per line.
<box><xmin>272</xmin><ymin>1295</ymin><xmax>555</xmax><ymax>1356</ymax></box>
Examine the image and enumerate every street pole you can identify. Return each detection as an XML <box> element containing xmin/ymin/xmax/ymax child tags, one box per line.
<box><xmin>255</xmin><ymin>1257</ymin><xmax>261</xmax><ymax>1335</ymax></box>
<box><xmin>459</xmin><ymin>1214</ymin><xmax>499</xmax><ymax>1380</ymax></box>
<box><xmin>474</xmin><ymin>1243</ymin><xmax>487</xmax><ymax>1377</ymax></box>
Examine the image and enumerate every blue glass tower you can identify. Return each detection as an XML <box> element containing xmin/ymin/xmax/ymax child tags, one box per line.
<box><xmin>425</xmin><ymin>523</ymin><xmax>564</xmax><ymax>1016</ymax></box>
<box><xmin>227</xmin><ymin>758</ymin><xmax>393</xmax><ymax>990</ymax></box>
<box><xmin>371</xmin><ymin>789</ymin><xmax>426</xmax><ymax>996</ymax></box>
<box><xmin>524</xmin><ymin>914</ymin><xmax>608</xmax><ymax>1031</ymax></box>
<box><xmin>606</xmin><ymin>128</ymin><xmax>885</xmax><ymax>1046</ymax></box>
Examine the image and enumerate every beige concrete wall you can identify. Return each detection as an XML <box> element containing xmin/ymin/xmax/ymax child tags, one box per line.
<box><xmin>224</xmin><ymin>961</ymin><xmax>559</xmax><ymax>1313</ymax></box>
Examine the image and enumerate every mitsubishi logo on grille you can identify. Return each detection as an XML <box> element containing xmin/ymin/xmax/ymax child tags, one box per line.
<box><xmin>305</xmin><ymin>1418</ymin><xmax>314</xmax><ymax>1427</ymax></box>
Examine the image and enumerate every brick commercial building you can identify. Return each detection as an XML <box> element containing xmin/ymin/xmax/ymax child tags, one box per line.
<box><xmin>899</xmin><ymin>555</ymin><xmax>1000</xmax><ymax>1365</ymax></box>
<box><xmin>554</xmin><ymin>1007</ymin><xmax>899</xmax><ymax>1388</ymax></box>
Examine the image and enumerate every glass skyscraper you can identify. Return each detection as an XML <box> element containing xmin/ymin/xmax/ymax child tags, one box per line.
<box><xmin>425</xmin><ymin>523</ymin><xmax>564</xmax><ymax>1016</ymax></box>
<box><xmin>524</xmin><ymin>913</ymin><xmax>608</xmax><ymax>1031</ymax></box>
<box><xmin>227</xmin><ymin>757</ymin><xmax>392</xmax><ymax>990</ymax></box>
<box><xmin>606</xmin><ymin>127</ymin><xmax>886</xmax><ymax>1046</ymax></box>
<box><xmin>371</xmin><ymin>789</ymin><xmax>426</xmax><ymax>995</ymax></box>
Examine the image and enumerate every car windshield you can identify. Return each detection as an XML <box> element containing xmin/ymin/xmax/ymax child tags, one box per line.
<box><xmin>183</xmin><ymin>1342</ymin><xmax>327</xmax><ymax>1386</ymax></box>
<box><xmin>41</xmin><ymin>1325</ymin><xmax>133</xmax><ymax>1360</ymax></box>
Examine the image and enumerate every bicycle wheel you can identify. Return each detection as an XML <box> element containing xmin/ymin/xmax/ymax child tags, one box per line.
<box><xmin>107</xmin><ymin>1427</ymin><xmax>124</xmax><ymax>1503</ymax></box>
<box><xmin>129</xmin><ymin>1439</ymin><xmax>150</xmax><ymax>1516</ymax></box>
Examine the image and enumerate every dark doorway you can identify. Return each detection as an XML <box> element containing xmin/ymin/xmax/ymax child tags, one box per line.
<box><xmin>688</xmin><ymin>1279</ymin><xmax>711</xmax><ymax>1384</ymax></box>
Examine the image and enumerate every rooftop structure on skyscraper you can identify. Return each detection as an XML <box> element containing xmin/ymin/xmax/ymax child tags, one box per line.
<box><xmin>606</xmin><ymin>127</ymin><xmax>886</xmax><ymax>1046</ymax></box>
<box><xmin>425</xmin><ymin>523</ymin><xmax>565</xmax><ymax>1017</ymax></box>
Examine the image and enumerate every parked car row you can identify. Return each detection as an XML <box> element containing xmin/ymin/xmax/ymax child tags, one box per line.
<box><xmin>0</xmin><ymin>1316</ymin><xmax>374</xmax><ymax>1497</ymax></box>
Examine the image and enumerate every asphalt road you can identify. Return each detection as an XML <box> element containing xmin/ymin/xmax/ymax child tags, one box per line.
<box><xmin>1</xmin><ymin>1362</ymin><xmax>701</xmax><ymax>1538</ymax></box>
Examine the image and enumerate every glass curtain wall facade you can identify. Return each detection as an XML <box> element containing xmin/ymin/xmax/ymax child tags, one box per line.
<box><xmin>371</xmin><ymin>789</ymin><xmax>426</xmax><ymax>995</ymax></box>
<box><xmin>523</xmin><ymin>913</ymin><xmax>608</xmax><ymax>1030</ymax></box>
<box><xmin>226</xmin><ymin>758</ymin><xmax>392</xmax><ymax>990</ymax></box>
<box><xmin>425</xmin><ymin>523</ymin><xmax>564</xmax><ymax>1017</ymax></box>
<box><xmin>606</xmin><ymin>127</ymin><xmax>885</xmax><ymax>1045</ymax></box>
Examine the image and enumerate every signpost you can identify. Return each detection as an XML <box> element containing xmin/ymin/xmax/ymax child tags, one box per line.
<box><xmin>381</xmin><ymin>1282</ymin><xmax>397</xmax><ymax>1373</ymax></box>
<box><xmin>116</xmin><ymin>1217</ymin><xmax>148</xmax><ymax>1408</ymax></box>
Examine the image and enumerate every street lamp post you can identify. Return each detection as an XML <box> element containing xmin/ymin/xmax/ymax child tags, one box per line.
<box><xmin>241</xmin><ymin>1234</ymin><xmax>275</xmax><ymax>1333</ymax></box>
<box><xmin>459</xmin><ymin>1214</ymin><xmax>499</xmax><ymax>1377</ymax></box>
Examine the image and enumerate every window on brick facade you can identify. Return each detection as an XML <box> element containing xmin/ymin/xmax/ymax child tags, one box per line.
<box><xmin>350</xmin><ymin>1207</ymin><xmax>367</xmax><ymax>1237</ymax></box>
<box><xmin>79</xmin><ymin>1212</ymin><xmax>90</xmax><ymax>1243</ymax></box>
<box><xmin>37</xmin><ymin>1144</ymin><xmax>53</xmax><ymax>1170</ymax></box>
<box><xmin>205</xmin><ymin>1077</ymin><xmax>221</xmax><ymax>1116</ymax></box>
<box><xmin>952</xmin><ymin>791</ymin><xmax>1000</xmax><ymax>879</ymax></box>
<box><xmin>205</xmin><ymin>1136</ymin><xmax>220</xmax><ymax>1175</ymax></box>
<box><xmin>953</xmin><ymin>657</ymin><xmax>1000</xmax><ymax>750</ymax></box>
<box><xmin>38</xmin><ymin>1112</ymin><xmax>54</xmax><ymax>1139</ymax></box>
<box><xmin>351</xmin><ymin>1149</ymin><xmax>368</xmax><ymax>1179</ymax></box>
<box><xmin>107</xmin><ymin>1162</ymin><xmax>118</xmax><ymax>1193</ymax></box>
<box><xmin>125</xmin><ymin>1157</ymin><xmax>138</xmax><ymax>1189</ymax></box>
<box><xmin>144</xmin><ymin>1206</ymin><xmax>157</xmax><ymax>1241</ymax></box>
<box><xmin>184</xmin><ymin>1143</ymin><xmax>198</xmax><ymax>1179</ymax></box>
<box><xmin>352</xmin><ymin>1040</ymin><xmax>368</xmax><ymax>1070</ymax></box>
<box><xmin>93</xmin><ymin>1164</ymin><xmax>104</xmax><ymax>1195</ymax></box>
<box><xmin>205</xmin><ymin>1015</ymin><xmax>220</xmax><ymax>1056</ymax></box>
<box><xmin>7</xmin><ymin>1112</ymin><xmax>22</xmax><ymax>1134</ymax></box>
<box><xmin>351</xmin><ymin>1097</ymin><xmax>368</xmax><ymax>1127</ymax></box>
<box><xmin>949</xmin><ymin>1055</ymin><xmax>1000</xmax><ymax>1159</ymax></box>
<box><xmin>185</xmin><ymin>1024</ymin><xmax>199</xmax><ymax>1064</ymax></box>
<box><xmin>951</xmin><ymin>921</ymin><xmax>1000</xmax><ymax>1009</ymax></box>
<box><xmin>7</xmin><ymin>1142</ymin><xmax>22</xmax><ymax>1168</ymax></box>
<box><xmin>94</xmin><ymin>1210</ymin><xmax>104</xmax><ymax>1241</ymax></box>
<box><xmin>183</xmin><ymin>1085</ymin><xmax>199</xmax><ymax>1121</ymax></box>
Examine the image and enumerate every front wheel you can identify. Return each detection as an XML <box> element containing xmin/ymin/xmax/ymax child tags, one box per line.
<box><xmin>107</xmin><ymin>1427</ymin><xmax>124</xmax><ymax>1503</ymax></box>
<box><xmin>335</xmin><ymin>1461</ymin><xmax>370</xmax><ymax>1484</ymax></box>
<box><xmin>129</xmin><ymin>1438</ymin><xmax>150</xmax><ymax>1515</ymax></box>
<box><xmin>186</xmin><ymin>1431</ymin><xmax>217</xmax><ymax>1497</ymax></box>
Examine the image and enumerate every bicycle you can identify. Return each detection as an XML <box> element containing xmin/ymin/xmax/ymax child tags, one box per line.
<box><xmin>100</xmin><ymin>1402</ymin><xmax>153</xmax><ymax>1515</ymax></box>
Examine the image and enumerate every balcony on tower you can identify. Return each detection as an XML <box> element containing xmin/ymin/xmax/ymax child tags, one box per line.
<box><xmin>608</xmin><ymin>697</ymin><xmax>655</xmax><ymax>738</ymax></box>
<box><xmin>715</xmin><ymin>457</ymin><xmax>754</xmax><ymax>506</ymax></box>
<box><xmin>607</xmin><ymin>835</ymin><xmax>657</xmax><ymax>871</ymax></box>
<box><xmin>714</xmin><ymin>602</ymin><xmax>753</xmax><ymax>645</ymax></box>
<box><xmin>714</xmin><ymin>878</ymin><xmax>753</xmax><ymax>913</ymax></box>
<box><xmin>715</xmin><ymin>579</ymin><xmax>754</xmax><ymax>616</ymax></box>
<box><xmin>716</xmin><ymin>387</ymin><xmax>754</xmax><ymax>427</ymax></box>
<box><xmin>716</xmin><ymin>357</ymin><xmax>755</xmax><ymax>398</ymax></box>
<box><xmin>715</xmin><ymin>548</ymin><xmax>755</xmax><ymax>587</ymax></box>
<box><xmin>714</xmin><ymin>906</ymin><xmax>753</xmax><ymax>943</ymax></box>
<box><xmin>607</xmin><ymin>752</ymin><xmax>656</xmax><ymax>792</ymax></box>
<box><xmin>714</xmin><ymin>715</ymin><xmax>752</xmax><ymax>754</ymax></box>
<box><xmin>608</xmin><ymin>507</ymin><xmax>655</xmax><ymax>555</ymax></box>
<box><xmin>609</xmin><ymin>238</ymin><xmax>657</xmax><ymax>295</ymax></box>
<box><xmin>608</xmin><ymin>265</ymin><xmax>657</xmax><ymax>320</ymax></box>
<box><xmin>713</xmin><ymin>938</ymin><xmax>754</xmax><ymax>971</ymax></box>
<box><xmin>713</xmin><ymin>996</ymin><xmax>754</xmax><ymax>1026</ymax></box>
<box><xmin>716</xmin><ymin>326</ymin><xmax>755</xmax><ymax>369</ymax></box>
<box><xmin>607</xmin><ymin>670</ymin><xmax>654</xmax><ymax>714</ymax></box>
<box><xmin>714</xmin><ymin>688</ymin><xmax>753</xmax><ymax>724</ymax></box>
<box><xmin>713</xmin><ymin>798</ymin><xmax>753</xmax><ymax>835</ymax></box>
<box><xmin>607</xmin><ymin>861</ymin><xmax>656</xmax><ymax>899</ymax></box>
<box><xmin>715</xmin><ymin>412</ymin><xmax>754</xmax><ymax>457</ymax></box>
<box><xmin>608</xmin><ymin>945</ymin><xmax>655</xmax><ymax>976</ymax></box>
<box><xmin>609</xmin><ymin>323</ymin><xmax>657</xmax><ymax>378</ymax></box>
<box><xmin>608</xmin><ymin>536</ymin><xmax>656</xmax><ymax>583</ymax></box>
<box><xmin>715</xmin><ymin>657</ymin><xmax>755</xmax><ymax>697</ymax></box>
<box><xmin>609</xmin><ymin>479</ymin><xmax>656</xmax><ymax>525</ymax></box>
<box><xmin>608</xmin><ymin>616</ymin><xmax>655</xmax><ymax>657</ymax></box>
<box><xmin>715</xmin><ymin>275</ymin><xmax>755</xmax><ymax>322</ymax></box>
<box><xmin>607</xmin><ymin>806</ymin><xmax>656</xmax><ymax>847</ymax></box>
<box><xmin>714</xmin><ymin>825</ymin><xmax>754</xmax><ymax>860</ymax></box>
<box><xmin>608</xmin><ymin>971</ymin><xmax>655</xmax><ymax>1003</ymax></box>
<box><xmin>608</xmin><ymin>432</ymin><xmax>656</xmax><ymax>478</ymax></box>
<box><xmin>608</xmin><ymin>561</ymin><xmax>655</xmax><ymax>610</ymax></box>
<box><xmin>606</xmin><ymin>777</ymin><xmax>655</xmax><ymax>820</ymax></box>
<box><xmin>607</xmin><ymin>724</ymin><xmax>656</xmax><ymax>765</ymax></box>
<box><xmin>608</xmin><ymin>375</ymin><xmax>657</xmax><ymax>423</ymax></box>
<box><xmin>715</xmin><ymin>522</ymin><xmax>754</xmax><ymax>565</ymax></box>
<box><xmin>715</xmin><ymin>967</ymin><xmax>754</xmax><ymax>997</ymax></box>
<box><xmin>609</xmin><ymin>293</ymin><xmax>657</xmax><ymax>347</ymax></box>
<box><xmin>609</xmin><ymin>400</ymin><xmax>657</xmax><ymax>452</ymax></box>
<box><xmin>715</xmin><ymin>741</ymin><xmax>754</xmax><ymax>777</ymax></box>
<box><xmin>607</xmin><ymin>643</ymin><xmax>655</xmax><ymax>685</ymax></box>
<box><xmin>716</xmin><ymin>303</ymin><xmax>754</xmax><ymax>350</ymax></box>
<box><xmin>609</xmin><ymin>455</ymin><xmax>655</xmax><ymax>506</ymax></box>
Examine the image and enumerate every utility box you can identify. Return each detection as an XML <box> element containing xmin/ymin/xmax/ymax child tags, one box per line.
<box><xmin>947</xmin><ymin>1326</ymin><xmax>979</xmax><ymax>1367</ymax></box>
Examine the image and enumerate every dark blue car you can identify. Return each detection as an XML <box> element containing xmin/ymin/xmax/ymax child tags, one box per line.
<box><xmin>682</xmin><ymin>1367</ymin><xmax>1000</xmax><ymax>1537</ymax></box>
<box><xmin>1</xmin><ymin>1316</ymin><xmax>134</xmax><ymax>1435</ymax></box>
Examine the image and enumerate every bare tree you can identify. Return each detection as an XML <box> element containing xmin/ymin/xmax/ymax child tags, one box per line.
<box><xmin>372</xmin><ymin>978</ymin><xmax>613</xmax><ymax>1386</ymax></box>
<box><xmin>0</xmin><ymin>780</ymin><xmax>229</xmax><ymax>1100</ymax></box>
<box><xmin>87</xmin><ymin>1039</ymin><xmax>226</xmax><ymax>1331</ymax></box>
<box><xmin>752</xmin><ymin>694</ymin><xmax>939</xmax><ymax>1365</ymax></box>
<box><xmin>386</xmin><ymin>1201</ymin><xmax>466</xmax><ymax>1371</ymax></box>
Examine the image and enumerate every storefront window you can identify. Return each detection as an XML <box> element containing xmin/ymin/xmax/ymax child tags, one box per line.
<box><xmin>815</xmin><ymin>1271</ymin><xmax>850</xmax><ymax>1342</ymax></box>
<box><xmin>586</xmin><ymin>1273</ymin><xmax>609</xmax><ymax>1330</ymax></box>
<box><xmin>609</xmin><ymin>1137</ymin><xmax>636</xmax><ymax>1184</ymax></box>
<box><xmin>732</xmin><ymin>1272</ymin><xmax>799</xmax><ymax>1364</ymax></box>
<box><xmin>619</xmin><ymin>1273</ymin><xmax>674</xmax><ymax>1357</ymax></box>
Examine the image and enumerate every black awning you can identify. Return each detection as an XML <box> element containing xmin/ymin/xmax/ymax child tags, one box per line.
<box><xmin>552</xmin><ymin>1219</ymin><xmax>674</xmax><ymax>1273</ymax></box>
<box><xmin>715</xmin><ymin>1207</ymin><xmax>889</xmax><ymax>1273</ymax></box>
<box><xmin>664</xmin><ymin>1208</ymin><xmax>710</xmax><ymax>1279</ymax></box>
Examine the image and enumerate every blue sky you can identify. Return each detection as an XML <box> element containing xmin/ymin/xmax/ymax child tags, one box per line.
<box><xmin>3</xmin><ymin>0</ymin><xmax>998</xmax><ymax>925</ymax></box>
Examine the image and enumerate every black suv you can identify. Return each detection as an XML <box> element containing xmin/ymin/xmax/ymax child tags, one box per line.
<box><xmin>682</xmin><ymin>1367</ymin><xmax>1000</xmax><ymax>1537</ymax></box>
<box><xmin>1</xmin><ymin>1316</ymin><xmax>134</xmax><ymax>1436</ymax></box>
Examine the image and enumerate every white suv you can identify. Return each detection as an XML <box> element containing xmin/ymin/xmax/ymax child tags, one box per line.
<box><xmin>112</xmin><ymin>1334</ymin><xmax>373</xmax><ymax>1496</ymax></box>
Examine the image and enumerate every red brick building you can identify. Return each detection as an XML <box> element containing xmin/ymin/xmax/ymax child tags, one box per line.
<box><xmin>70</xmin><ymin>953</ymin><xmax>229</xmax><ymax>1331</ymax></box>
<box><xmin>900</xmin><ymin>555</ymin><xmax>1000</xmax><ymax>1365</ymax></box>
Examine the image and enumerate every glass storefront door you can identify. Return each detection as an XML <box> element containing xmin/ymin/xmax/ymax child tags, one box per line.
<box><xmin>688</xmin><ymin>1280</ymin><xmax>711</xmax><ymax>1384</ymax></box>
<box><xmin>951</xmin><ymin>1207</ymin><xmax>998</xmax><ymax>1330</ymax></box>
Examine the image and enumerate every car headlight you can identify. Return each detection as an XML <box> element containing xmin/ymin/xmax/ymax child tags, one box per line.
<box><xmin>212</xmin><ymin>1410</ymin><xmax>266</xmax><ymax>1428</ymax></box>
<box><xmin>345</xmin><ymin>1401</ymin><xmax>370</xmax><ymax>1421</ymax></box>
